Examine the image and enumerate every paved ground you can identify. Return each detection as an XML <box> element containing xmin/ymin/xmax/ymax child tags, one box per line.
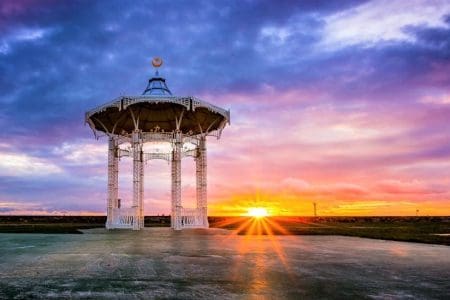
<box><xmin>0</xmin><ymin>228</ymin><xmax>449</xmax><ymax>299</ymax></box>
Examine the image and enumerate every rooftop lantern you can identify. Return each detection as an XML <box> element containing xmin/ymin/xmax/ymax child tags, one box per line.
<box><xmin>85</xmin><ymin>58</ymin><xmax>230</xmax><ymax>230</ymax></box>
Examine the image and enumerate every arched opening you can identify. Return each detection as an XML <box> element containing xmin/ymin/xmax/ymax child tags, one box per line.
<box><xmin>142</xmin><ymin>141</ymin><xmax>172</xmax><ymax>217</ymax></box>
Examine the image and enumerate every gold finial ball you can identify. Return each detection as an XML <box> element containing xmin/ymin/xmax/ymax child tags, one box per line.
<box><xmin>152</xmin><ymin>57</ymin><xmax>163</xmax><ymax>68</ymax></box>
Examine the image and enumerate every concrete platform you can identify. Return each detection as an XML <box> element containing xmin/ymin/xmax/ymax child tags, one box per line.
<box><xmin>0</xmin><ymin>228</ymin><xmax>449</xmax><ymax>299</ymax></box>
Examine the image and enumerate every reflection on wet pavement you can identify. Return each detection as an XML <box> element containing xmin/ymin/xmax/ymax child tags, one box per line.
<box><xmin>0</xmin><ymin>228</ymin><xmax>449</xmax><ymax>299</ymax></box>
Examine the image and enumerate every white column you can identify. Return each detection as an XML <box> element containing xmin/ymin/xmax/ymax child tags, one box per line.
<box><xmin>132</xmin><ymin>130</ymin><xmax>143</xmax><ymax>230</ymax></box>
<box><xmin>106</xmin><ymin>136</ymin><xmax>118</xmax><ymax>229</ymax></box>
<box><xmin>139</xmin><ymin>147</ymin><xmax>144</xmax><ymax>228</ymax></box>
<box><xmin>171</xmin><ymin>130</ymin><xmax>182</xmax><ymax>230</ymax></box>
<box><xmin>112</xmin><ymin>142</ymin><xmax>119</xmax><ymax>212</ymax></box>
<box><xmin>196</xmin><ymin>136</ymin><xmax>208</xmax><ymax>228</ymax></box>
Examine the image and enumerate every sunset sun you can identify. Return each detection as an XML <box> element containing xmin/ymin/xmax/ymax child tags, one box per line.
<box><xmin>247</xmin><ymin>207</ymin><xmax>269</xmax><ymax>218</ymax></box>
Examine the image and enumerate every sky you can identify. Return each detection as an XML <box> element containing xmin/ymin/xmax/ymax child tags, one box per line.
<box><xmin>1</xmin><ymin>0</ymin><xmax>450</xmax><ymax>216</ymax></box>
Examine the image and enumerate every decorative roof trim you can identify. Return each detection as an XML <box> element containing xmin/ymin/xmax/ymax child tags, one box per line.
<box><xmin>85</xmin><ymin>95</ymin><xmax>230</xmax><ymax>124</ymax></box>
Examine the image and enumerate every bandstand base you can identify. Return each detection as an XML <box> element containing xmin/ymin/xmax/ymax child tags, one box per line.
<box><xmin>106</xmin><ymin>207</ymin><xmax>208</xmax><ymax>230</ymax></box>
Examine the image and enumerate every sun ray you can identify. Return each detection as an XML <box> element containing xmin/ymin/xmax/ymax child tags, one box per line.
<box><xmin>212</xmin><ymin>216</ymin><xmax>248</xmax><ymax>229</ymax></box>
<box><xmin>265</xmin><ymin>217</ymin><xmax>292</xmax><ymax>235</ymax></box>
<box><xmin>233</xmin><ymin>217</ymin><xmax>254</xmax><ymax>235</ymax></box>
<box><xmin>260</xmin><ymin>219</ymin><xmax>296</xmax><ymax>281</ymax></box>
<box><xmin>249</xmin><ymin>218</ymin><xmax>256</xmax><ymax>235</ymax></box>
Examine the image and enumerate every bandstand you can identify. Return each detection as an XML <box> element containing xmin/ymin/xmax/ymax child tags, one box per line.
<box><xmin>85</xmin><ymin>58</ymin><xmax>230</xmax><ymax>230</ymax></box>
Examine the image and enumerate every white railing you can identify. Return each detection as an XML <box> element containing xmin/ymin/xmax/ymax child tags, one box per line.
<box><xmin>180</xmin><ymin>208</ymin><xmax>203</xmax><ymax>228</ymax></box>
<box><xmin>112</xmin><ymin>208</ymin><xmax>135</xmax><ymax>229</ymax></box>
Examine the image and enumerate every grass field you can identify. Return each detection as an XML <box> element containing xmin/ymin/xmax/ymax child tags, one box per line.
<box><xmin>0</xmin><ymin>216</ymin><xmax>449</xmax><ymax>245</ymax></box>
<box><xmin>209</xmin><ymin>216</ymin><xmax>450</xmax><ymax>246</ymax></box>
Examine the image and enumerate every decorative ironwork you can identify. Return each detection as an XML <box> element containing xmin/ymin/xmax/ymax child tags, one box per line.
<box><xmin>196</xmin><ymin>136</ymin><xmax>208</xmax><ymax>227</ymax></box>
<box><xmin>111</xmin><ymin>208</ymin><xmax>135</xmax><ymax>228</ymax></box>
<box><xmin>132</xmin><ymin>130</ymin><xmax>143</xmax><ymax>230</ymax></box>
<box><xmin>180</xmin><ymin>208</ymin><xmax>203</xmax><ymax>228</ymax></box>
<box><xmin>172</xmin><ymin>130</ymin><xmax>182</xmax><ymax>230</ymax></box>
<box><xmin>85</xmin><ymin>59</ymin><xmax>230</xmax><ymax>230</ymax></box>
<box><xmin>106</xmin><ymin>136</ymin><xmax>118</xmax><ymax>229</ymax></box>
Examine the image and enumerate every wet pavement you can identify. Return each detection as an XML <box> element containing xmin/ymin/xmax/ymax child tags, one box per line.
<box><xmin>0</xmin><ymin>228</ymin><xmax>449</xmax><ymax>299</ymax></box>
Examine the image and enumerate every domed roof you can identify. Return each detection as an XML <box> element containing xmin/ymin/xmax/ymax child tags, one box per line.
<box><xmin>85</xmin><ymin>64</ymin><xmax>230</xmax><ymax>138</ymax></box>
